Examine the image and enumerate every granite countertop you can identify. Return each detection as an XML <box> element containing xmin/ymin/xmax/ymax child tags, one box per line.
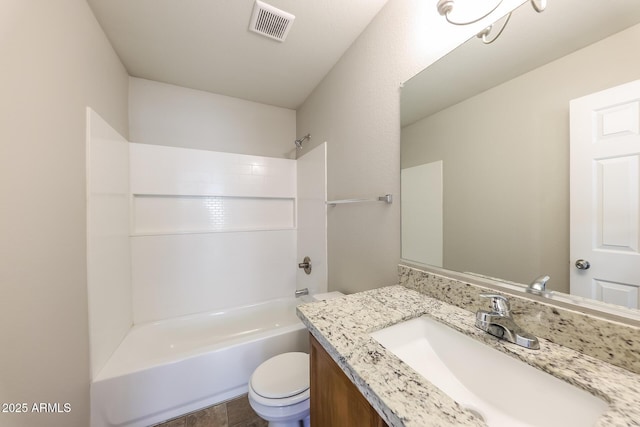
<box><xmin>296</xmin><ymin>285</ymin><xmax>640</xmax><ymax>427</ymax></box>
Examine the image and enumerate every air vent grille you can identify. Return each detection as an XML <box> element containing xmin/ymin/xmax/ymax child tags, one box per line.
<box><xmin>249</xmin><ymin>0</ymin><xmax>295</xmax><ymax>42</ymax></box>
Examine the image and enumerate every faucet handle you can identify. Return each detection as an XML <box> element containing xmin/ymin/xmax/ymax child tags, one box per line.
<box><xmin>479</xmin><ymin>293</ymin><xmax>511</xmax><ymax>316</ymax></box>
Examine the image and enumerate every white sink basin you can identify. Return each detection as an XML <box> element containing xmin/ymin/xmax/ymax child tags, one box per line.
<box><xmin>370</xmin><ymin>316</ymin><xmax>608</xmax><ymax>427</ymax></box>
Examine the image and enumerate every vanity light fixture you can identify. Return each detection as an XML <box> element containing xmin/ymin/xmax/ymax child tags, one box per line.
<box><xmin>437</xmin><ymin>0</ymin><xmax>547</xmax><ymax>44</ymax></box>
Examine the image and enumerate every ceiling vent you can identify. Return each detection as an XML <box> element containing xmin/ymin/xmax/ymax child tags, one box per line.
<box><xmin>249</xmin><ymin>0</ymin><xmax>295</xmax><ymax>42</ymax></box>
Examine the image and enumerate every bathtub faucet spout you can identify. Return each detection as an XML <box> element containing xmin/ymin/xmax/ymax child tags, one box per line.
<box><xmin>295</xmin><ymin>288</ymin><xmax>309</xmax><ymax>298</ymax></box>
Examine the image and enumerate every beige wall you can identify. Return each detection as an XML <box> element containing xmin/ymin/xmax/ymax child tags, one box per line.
<box><xmin>294</xmin><ymin>0</ymin><xmax>514</xmax><ymax>294</ymax></box>
<box><xmin>0</xmin><ymin>1</ymin><xmax>128</xmax><ymax>426</ymax></box>
<box><xmin>401</xmin><ymin>23</ymin><xmax>640</xmax><ymax>292</ymax></box>
<box><xmin>129</xmin><ymin>77</ymin><xmax>297</xmax><ymax>159</ymax></box>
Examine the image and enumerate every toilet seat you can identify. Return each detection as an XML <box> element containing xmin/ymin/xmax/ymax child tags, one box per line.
<box><xmin>249</xmin><ymin>384</ymin><xmax>310</xmax><ymax>407</ymax></box>
<box><xmin>249</xmin><ymin>352</ymin><xmax>310</xmax><ymax>407</ymax></box>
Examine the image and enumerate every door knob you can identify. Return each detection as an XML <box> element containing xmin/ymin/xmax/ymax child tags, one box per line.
<box><xmin>575</xmin><ymin>259</ymin><xmax>590</xmax><ymax>270</ymax></box>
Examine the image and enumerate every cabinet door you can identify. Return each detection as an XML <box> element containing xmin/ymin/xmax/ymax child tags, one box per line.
<box><xmin>310</xmin><ymin>334</ymin><xmax>388</xmax><ymax>427</ymax></box>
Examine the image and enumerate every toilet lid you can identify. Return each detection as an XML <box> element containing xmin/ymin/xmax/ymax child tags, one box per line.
<box><xmin>250</xmin><ymin>352</ymin><xmax>310</xmax><ymax>399</ymax></box>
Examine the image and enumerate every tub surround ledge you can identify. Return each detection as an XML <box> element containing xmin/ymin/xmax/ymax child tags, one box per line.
<box><xmin>296</xmin><ymin>285</ymin><xmax>640</xmax><ymax>427</ymax></box>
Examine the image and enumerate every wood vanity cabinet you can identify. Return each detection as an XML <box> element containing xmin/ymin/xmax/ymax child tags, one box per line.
<box><xmin>310</xmin><ymin>334</ymin><xmax>388</xmax><ymax>427</ymax></box>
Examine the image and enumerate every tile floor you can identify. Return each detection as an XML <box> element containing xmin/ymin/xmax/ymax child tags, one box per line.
<box><xmin>154</xmin><ymin>394</ymin><xmax>267</xmax><ymax>427</ymax></box>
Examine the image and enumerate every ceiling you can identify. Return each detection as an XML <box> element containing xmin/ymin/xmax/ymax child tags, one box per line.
<box><xmin>86</xmin><ymin>0</ymin><xmax>389</xmax><ymax>110</ymax></box>
<box><xmin>401</xmin><ymin>0</ymin><xmax>640</xmax><ymax>126</ymax></box>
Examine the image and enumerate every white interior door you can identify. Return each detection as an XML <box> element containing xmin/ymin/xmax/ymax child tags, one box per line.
<box><xmin>570</xmin><ymin>80</ymin><xmax>640</xmax><ymax>309</ymax></box>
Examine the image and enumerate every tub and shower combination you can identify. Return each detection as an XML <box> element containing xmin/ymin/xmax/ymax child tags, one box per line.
<box><xmin>87</xmin><ymin>117</ymin><xmax>328</xmax><ymax>426</ymax></box>
<box><xmin>91</xmin><ymin>297</ymin><xmax>310</xmax><ymax>427</ymax></box>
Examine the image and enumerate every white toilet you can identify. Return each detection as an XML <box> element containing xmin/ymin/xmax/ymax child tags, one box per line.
<box><xmin>248</xmin><ymin>292</ymin><xmax>344</xmax><ymax>426</ymax></box>
<box><xmin>248</xmin><ymin>352</ymin><xmax>311</xmax><ymax>427</ymax></box>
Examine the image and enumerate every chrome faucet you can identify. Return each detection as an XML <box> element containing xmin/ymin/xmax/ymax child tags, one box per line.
<box><xmin>526</xmin><ymin>275</ymin><xmax>550</xmax><ymax>295</ymax></box>
<box><xmin>475</xmin><ymin>294</ymin><xmax>540</xmax><ymax>350</ymax></box>
<box><xmin>294</xmin><ymin>288</ymin><xmax>309</xmax><ymax>298</ymax></box>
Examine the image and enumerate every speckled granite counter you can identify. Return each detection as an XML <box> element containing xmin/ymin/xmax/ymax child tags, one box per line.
<box><xmin>398</xmin><ymin>264</ymin><xmax>640</xmax><ymax>375</ymax></box>
<box><xmin>296</xmin><ymin>285</ymin><xmax>640</xmax><ymax>426</ymax></box>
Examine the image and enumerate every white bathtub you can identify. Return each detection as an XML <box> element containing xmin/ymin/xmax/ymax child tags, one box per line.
<box><xmin>90</xmin><ymin>297</ymin><xmax>309</xmax><ymax>427</ymax></box>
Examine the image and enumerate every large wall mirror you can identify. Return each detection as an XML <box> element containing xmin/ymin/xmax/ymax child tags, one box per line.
<box><xmin>401</xmin><ymin>0</ymin><xmax>640</xmax><ymax>319</ymax></box>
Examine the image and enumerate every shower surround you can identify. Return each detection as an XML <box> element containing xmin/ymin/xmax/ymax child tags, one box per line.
<box><xmin>86</xmin><ymin>108</ymin><xmax>327</xmax><ymax>426</ymax></box>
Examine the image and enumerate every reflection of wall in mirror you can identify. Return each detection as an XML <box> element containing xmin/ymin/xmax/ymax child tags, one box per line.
<box><xmin>400</xmin><ymin>23</ymin><xmax>640</xmax><ymax>293</ymax></box>
<box><xmin>401</xmin><ymin>161</ymin><xmax>443</xmax><ymax>267</ymax></box>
